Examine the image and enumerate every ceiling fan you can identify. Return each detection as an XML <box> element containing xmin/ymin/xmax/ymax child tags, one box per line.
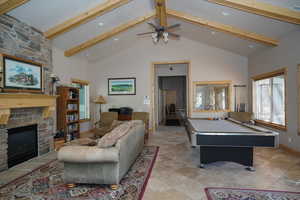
<box><xmin>137</xmin><ymin>0</ymin><xmax>181</xmax><ymax>43</ymax></box>
<box><xmin>137</xmin><ymin>22</ymin><xmax>181</xmax><ymax>43</ymax></box>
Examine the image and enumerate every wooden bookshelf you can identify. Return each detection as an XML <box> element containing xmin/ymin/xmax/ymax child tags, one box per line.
<box><xmin>56</xmin><ymin>86</ymin><xmax>80</xmax><ymax>143</ymax></box>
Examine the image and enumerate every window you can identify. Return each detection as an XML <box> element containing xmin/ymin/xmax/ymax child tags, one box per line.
<box><xmin>252</xmin><ymin>69</ymin><xmax>286</xmax><ymax>130</ymax></box>
<box><xmin>72</xmin><ymin>79</ymin><xmax>90</xmax><ymax>121</ymax></box>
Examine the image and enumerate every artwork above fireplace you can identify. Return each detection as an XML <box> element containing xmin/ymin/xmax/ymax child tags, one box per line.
<box><xmin>1</xmin><ymin>54</ymin><xmax>43</xmax><ymax>93</ymax></box>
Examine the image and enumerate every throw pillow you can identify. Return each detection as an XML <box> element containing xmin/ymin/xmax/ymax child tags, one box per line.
<box><xmin>93</xmin><ymin>120</ymin><xmax>123</xmax><ymax>139</ymax></box>
<box><xmin>97</xmin><ymin>121</ymin><xmax>133</xmax><ymax>148</ymax></box>
<box><xmin>65</xmin><ymin>138</ymin><xmax>97</xmax><ymax>146</ymax></box>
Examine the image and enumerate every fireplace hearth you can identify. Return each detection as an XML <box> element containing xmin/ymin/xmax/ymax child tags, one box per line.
<box><xmin>7</xmin><ymin>124</ymin><xmax>38</xmax><ymax>168</ymax></box>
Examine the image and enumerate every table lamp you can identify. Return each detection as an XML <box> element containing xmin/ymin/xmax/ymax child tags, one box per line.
<box><xmin>94</xmin><ymin>95</ymin><xmax>107</xmax><ymax>117</ymax></box>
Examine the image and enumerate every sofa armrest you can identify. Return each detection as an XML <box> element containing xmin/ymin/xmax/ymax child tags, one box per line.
<box><xmin>58</xmin><ymin>146</ymin><xmax>119</xmax><ymax>163</ymax></box>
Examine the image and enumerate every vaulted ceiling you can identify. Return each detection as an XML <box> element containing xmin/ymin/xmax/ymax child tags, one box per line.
<box><xmin>3</xmin><ymin>0</ymin><xmax>300</xmax><ymax>61</ymax></box>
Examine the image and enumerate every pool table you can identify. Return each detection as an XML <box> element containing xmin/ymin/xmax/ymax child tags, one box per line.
<box><xmin>186</xmin><ymin>118</ymin><xmax>279</xmax><ymax>171</ymax></box>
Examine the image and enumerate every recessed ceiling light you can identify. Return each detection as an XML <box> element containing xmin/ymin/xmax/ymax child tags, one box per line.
<box><xmin>98</xmin><ymin>22</ymin><xmax>104</xmax><ymax>27</ymax></box>
<box><xmin>211</xmin><ymin>31</ymin><xmax>216</xmax><ymax>35</ymax></box>
<box><xmin>222</xmin><ymin>11</ymin><xmax>230</xmax><ymax>16</ymax></box>
<box><xmin>113</xmin><ymin>38</ymin><xmax>119</xmax><ymax>41</ymax></box>
<box><xmin>248</xmin><ymin>45</ymin><xmax>254</xmax><ymax>49</ymax></box>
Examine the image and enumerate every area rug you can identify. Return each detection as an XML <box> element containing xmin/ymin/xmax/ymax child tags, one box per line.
<box><xmin>205</xmin><ymin>187</ymin><xmax>300</xmax><ymax>200</ymax></box>
<box><xmin>0</xmin><ymin>146</ymin><xmax>159</xmax><ymax>200</ymax></box>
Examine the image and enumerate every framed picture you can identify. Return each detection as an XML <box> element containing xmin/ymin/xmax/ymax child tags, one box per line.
<box><xmin>2</xmin><ymin>54</ymin><xmax>43</xmax><ymax>93</ymax></box>
<box><xmin>108</xmin><ymin>78</ymin><xmax>136</xmax><ymax>95</ymax></box>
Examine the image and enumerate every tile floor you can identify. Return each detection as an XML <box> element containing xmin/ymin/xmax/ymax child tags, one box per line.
<box><xmin>0</xmin><ymin>126</ymin><xmax>299</xmax><ymax>200</ymax></box>
<box><xmin>143</xmin><ymin>126</ymin><xmax>300</xmax><ymax>200</ymax></box>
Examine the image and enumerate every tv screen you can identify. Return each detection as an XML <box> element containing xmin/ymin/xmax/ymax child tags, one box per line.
<box><xmin>3</xmin><ymin>55</ymin><xmax>42</xmax><ymax>91</ymax></box>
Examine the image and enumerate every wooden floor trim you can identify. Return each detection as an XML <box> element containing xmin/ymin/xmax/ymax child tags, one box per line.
<box><xmin>279</xmin><ymin>144</ymin><xmax>300</xmax><ymax>157</ymax></box>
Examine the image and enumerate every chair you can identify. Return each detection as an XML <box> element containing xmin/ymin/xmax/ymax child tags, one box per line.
<box><xmin>168</xmin><ymin>104</ymin><xmax>176</xmax><ymax>114</ymax></box>
<box><xmin>132</xmin><ymin>112</ymin><xmax>149</xmax><ymax>142</ymax></box>
<box><xmin>119</xmin><ymin>107</ymin><xmax>133</xmax><ymax>120</ymax></box>
<box><xmin>229</xmin><ymin>112</ymin><xmax>253</xmax><ymax>123</ymax></box>
<box><xmin>94</xmin><ymin>112</ymin><xmax>118</xmax><ymax>138</ymax></box>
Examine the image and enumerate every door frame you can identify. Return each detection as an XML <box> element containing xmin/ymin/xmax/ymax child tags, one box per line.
<box><xmin>150</xmin><ymin>60</ymin><xmax>191</xmax><ymax>131</ymax></box>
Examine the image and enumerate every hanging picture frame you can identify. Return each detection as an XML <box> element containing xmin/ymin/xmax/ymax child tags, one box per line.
<box><xmin>1</xmin><ymin>54</ymin><xmax>43</xmax><ymax>93</ymax></box>
<box><xmin>108</xmin><ymin>78</ymin><xmax>136</xmax><ymax>95</ymax></box>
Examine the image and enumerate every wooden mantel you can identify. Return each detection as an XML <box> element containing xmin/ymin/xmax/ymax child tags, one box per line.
<box><xmin>0</xmin><ymin>93</ymin><xmax>57</xmax><ymax>125</ymax></box>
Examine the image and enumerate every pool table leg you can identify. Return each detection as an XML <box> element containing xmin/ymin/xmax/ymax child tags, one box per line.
<box><xmin>246</xmin><ymin>166</ymin><xmax>255</xmax><ymax>172</ymax></box>
<box><xmin>199</xmin><ymin>146</ymin><xmax>255</xmax><ymax>170</ymax></box>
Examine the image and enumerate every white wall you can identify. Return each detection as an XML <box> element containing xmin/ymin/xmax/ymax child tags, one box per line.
<box><xmin>52</xmin><ymin>47</ymin><xmax>92</xmax><ymax>132</ymax></box>
<box><xmin>88</xmin><ymin>37</ymin><xmax>248</xmax><ymax>124</ymax></box>
<box><xmin>248</xmin><ymin>30</ymin><xmax>300</xmax><ymax>152</ymax></box>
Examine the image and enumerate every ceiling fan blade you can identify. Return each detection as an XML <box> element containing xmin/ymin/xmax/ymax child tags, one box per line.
<box><xmin>137</xmin><ymin>31</ymin><xmax>156</xmax><ymax>36</ymax></box>
<box><xmin>168</xmin><ymin>32</ymin><xmax>180</xmax><ymax>39</ymax></box>
<box><xmin>147</xmin><ymin>22</ymin><xmax>158</xmax><ymax>30</ymax></box>
<box><xmin>166</xmin><ymin>24</ymin><xmax>181</xmax><ymax>30</ymax></box>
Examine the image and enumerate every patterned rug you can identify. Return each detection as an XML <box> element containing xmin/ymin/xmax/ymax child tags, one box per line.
<box><xmin>0</xmin><ymin>146</ymin><xmax>159</xmax><ymax>200</ymax></box>
<box><xmin>205</xmin><ymin>187</ymin><xmax>300</xmax><ymax>200</ymax></box>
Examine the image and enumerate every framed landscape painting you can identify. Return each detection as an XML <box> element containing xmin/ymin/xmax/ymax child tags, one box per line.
<box><xmin>2</xmin><ymin>54</ymin><xmax>42</xmax><ymax>92</ymax></box>
<box><xmin>108</xmin><ymin>78</ymin><xmax>136</xmax><ymax>95</ymax></box>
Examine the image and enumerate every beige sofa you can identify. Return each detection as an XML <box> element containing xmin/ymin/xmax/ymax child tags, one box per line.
<box><xmin>58</xmin><ymin>120</ymin><xmax>145</xmax><ymax>185</ymax></box>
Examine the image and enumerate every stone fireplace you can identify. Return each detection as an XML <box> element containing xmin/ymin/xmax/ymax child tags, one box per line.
<box><xmin>0</xmin><ymin>93</ymin><xmax>56</xmax><ymax>172</ymax></box>
<box><xmin>0</xmin><ymin>14</ymin><xmax>55</xmax><ymax>172</ymax></box>
<box><xmin>0</xmin><ymin>107</ymin><xmax>54</xmax><ymax>171</ymax></box>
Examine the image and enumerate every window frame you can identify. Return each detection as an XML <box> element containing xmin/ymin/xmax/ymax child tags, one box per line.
<box><xmin>71</xmin><ymin>78</ymin><xmax>90</xmax><ymax>123</ymax></box>
<box><xmin>251</xmin><ymin>68</ymin><xmax>287</xmax><ymax>131</ymax></box>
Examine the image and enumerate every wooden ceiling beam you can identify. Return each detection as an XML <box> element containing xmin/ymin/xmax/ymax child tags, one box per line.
<box><xmin>44</xmin><ymin>0</ymin><xmax>132</xmax><ymax>39</ymax></box>
<box><xmin>0</xmin><ymin>0</ymin><xmax>29</xmax><ymax>15</ymax></box>
<box><xmin>207</xmin><ymin>0</ymin><xmax>300</xmax><ymax>25</ymax></box>
<box><xmin>155</xmin><ymin>0</ymin><xmax>167</xmax><ymax>27</ymax></box>
<box><xmin>167</xmin><ymin>9</ymin><xmax>278</xmax><ymax>46</ymax></box>
<box><xmin>64</xmin><ymin>12</ymin><xmax>155</xmax><ymax>57</ymax></box>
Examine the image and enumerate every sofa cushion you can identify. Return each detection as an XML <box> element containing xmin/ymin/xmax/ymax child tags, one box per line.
<box><xmin>58</xmin><ymin>146</ymin><xmax>119</xmax><ymax>163</ymax></box>
<box><xmin>97</xmin><ymin>121</ymin><xmax>132</xmax><ymax>148</ymax></box>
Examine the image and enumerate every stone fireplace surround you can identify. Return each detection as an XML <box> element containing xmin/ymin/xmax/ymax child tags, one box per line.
<box><xmin>0</xmin><ymin>14</ymin><xmax>54</xmax><ymax>172</ymax></box>
<box><xmin>0</xmin><ymin>108</ymin><xmax>54</xmax><ymax>172</ymax></box>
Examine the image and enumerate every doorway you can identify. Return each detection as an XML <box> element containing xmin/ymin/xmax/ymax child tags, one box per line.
<box><xmin>158</xmin><ymin>76</ymin><xmax>186</xmax><ymax>126</ymax></box>
<box><xmin>151</xmin><ymin>61</ymin><xmax>190</xmax><ymax>130</ymax></box>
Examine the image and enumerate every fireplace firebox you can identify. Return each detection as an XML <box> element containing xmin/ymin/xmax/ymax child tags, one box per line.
<box><xmin>7</xmin><ymin>124</ymin><xmax>38</xmax><ymax>168</ymax></box>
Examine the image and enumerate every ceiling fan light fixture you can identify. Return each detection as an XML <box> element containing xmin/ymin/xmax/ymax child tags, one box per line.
<box><xmin>163</xmin><ymin>32</ymin><xmax>168</xmax><ymax>43</ymax></box>
<box><xmin>222</xmin><ymin>11</ymin><xmax>230</xmax><ymax>16</ymax></box>
<box><xmin>152</xmin><ymin>32</ymin><xmax>158</xmax><ymax>43</ymax></box>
